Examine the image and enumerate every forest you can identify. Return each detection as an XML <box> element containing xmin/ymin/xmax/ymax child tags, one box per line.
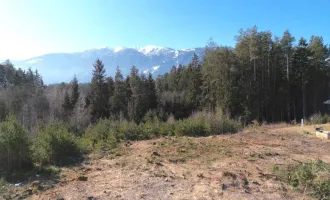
<box><xmin>0</xmin><ymin>26</ymin><xmax>329</xmax><ymax>176</ymax></box>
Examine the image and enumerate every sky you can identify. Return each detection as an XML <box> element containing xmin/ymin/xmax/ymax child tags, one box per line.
<box><xmin>0</xmin><ymin>0</ymin><xmax>330</xmax><ymax>60</ymax></box>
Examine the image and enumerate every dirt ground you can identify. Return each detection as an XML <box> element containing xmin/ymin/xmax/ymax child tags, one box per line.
<box><xmin>5</xmin><ymin>124</ymin><xmax>330</xmax><ymax>200</ymax></box>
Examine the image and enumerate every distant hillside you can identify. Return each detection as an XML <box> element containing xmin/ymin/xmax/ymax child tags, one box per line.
<box><xmin>11</xmin><ymin>46</ymin><xmax>205</xmax><ymax>84</ymax></box>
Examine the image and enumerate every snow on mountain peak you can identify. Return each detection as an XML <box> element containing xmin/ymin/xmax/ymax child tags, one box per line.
<box><xmin>181</xmin><ymin>48</ymin><xmax>196</xmax><ymax>52</ymax></box>
<box><xmin>136</xmin><ymin>45</ymin><xmax>169</xmax><ymax>56</ymax></box>
<box><xmin>113</xmin><ymin>46</ymin><xmax>124</xmax><ymax>53</ymax></box>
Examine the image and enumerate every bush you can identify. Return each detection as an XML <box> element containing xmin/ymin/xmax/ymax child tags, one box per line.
<box><xmin>308</xmin><ymin>113</ymin><xmax>329</xmax><ymax>124</ymax></box>
<box><xmin>82</xmin><ymin>109</ymin><xmax>241</xmax><ymax>152</ymax></box>
<box><xmin>0</xmin><ymin>115</ymin><xmax>32</xmax><ymax>173</ymax></box>
<box><xmin>143</xmin><ymin>116</ymin><xmax>161</xmax><ymax>138</ymax></box>
<box><xmin>84</xmin><ymin>119</ymin><xmax>118</xmax><ymax>151</ymax></box>
<box><xmin>174</xmin><ymin>118</ymin><xmax>206</xmax><ymax>137</ymax></box>
<box><xmin>32</xmin><ymin>122</ymin><xmax>81</xmax><ymax>166</ymax></box>
<box><xmin>158</xmin><ymin>123</ymin><xmax>175</xmax><ymax>136</ymax></box>
<box><xmin>273</xmin><ymin>160</ymin><xmax>330</xmax><ymax>199</ymax></box>
<box><xmin>191</xmin><ymin>109</ymin><xmax>241</xmax><ymax>135</ymax></box>
<box><xmin>118</xmin><ymin>121</ymin><xmax>145</xmax><ymax>140</ymax></box>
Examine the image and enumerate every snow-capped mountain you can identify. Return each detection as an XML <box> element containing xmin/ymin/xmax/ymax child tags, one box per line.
<box><xmin>12</xmin><ymin>46</ymin><xmax>205</xmax><ymax>84</ymax></box>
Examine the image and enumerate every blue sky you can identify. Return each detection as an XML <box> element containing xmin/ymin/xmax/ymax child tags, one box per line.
<box><xmin>0</xmin><ymin>0</ymin><xmax>329</xmax><ymax>60</ymax></box>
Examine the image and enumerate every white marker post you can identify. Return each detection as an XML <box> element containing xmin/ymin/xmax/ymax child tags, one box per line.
<box><xmin>301</xmin><ymin>119</ymin><xmax>304</xmax><ymax>131</ymax></box>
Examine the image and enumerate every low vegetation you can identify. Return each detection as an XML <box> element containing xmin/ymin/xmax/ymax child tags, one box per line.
<box><xmin>0</xmin><ymin>109</ymin><xmax>240</xmax><ymax>181</ymax></box>
<box><xmin>273</xmin><ymin>160</ymin><xmax>330</xmax><ymax>199</ymax></box>
<box><xmin>32</xmin><ymin>122</ymin><xmax>82</xmax><ymax>166</ymax></box>
<box><xmin>83</xmin><ymin>109</ymin><xmax>241</xmax><ymax>153</ymax></box>
<box><xmin>0</xmin><ymin>115</ymin><xmax>32</xmax><ymax>174</ymax></box>
<box><xmin>308</xmin><ymin>112</ymin><xmax>330</xmax><ymax>125</ymax></box>
<box><xmin>149</xmin><ymin>136</ymin><xmax>235</xmax><ymax>165</ymax></box>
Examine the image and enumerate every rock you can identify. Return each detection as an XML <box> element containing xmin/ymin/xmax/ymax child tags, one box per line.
<box><xmin>30</xmin><ymin>180</ymin><xmax>40</xmax><ymax>187</ymax></box>
<box><xmin>14</xmin><ymin>182</ymin><xmax>23</xmax><ymax>187</ymax></box>
<box><xmin>222</xmin><ymin>184</ymin><xmax>227</xmax><ymax>191</ymax></box>
<box><xmin>152</xmin><ymin>151</ymin><xmax>161</xmax><ymax>157</ymax></box>
<box><xmin>78</xmin><ymin>176</ymin><xmax>88</xmax><ymax>181</ymax></box>
<box><xmin>252</xmin><ymin>181</ymin><xmax>260</xmax><ymax>185</ymax></box>
<box><xmin>24</xmin><ymin>189</ymin><xmax>33</xmax><ymax>196</ymax></box>
<box><xmin>87</xmin><ymin>196</ymin><xmax>94</xmax><ymax>200</ymax></box>
<box><xmin>197</xmin><ymin>173</ymin><xmax>204</xmax><ymax>178</ymax></box>
<box><xmin>244</xmin><ymin>189</ymin><xmax>251</xmax><ymax>194</ymax></box>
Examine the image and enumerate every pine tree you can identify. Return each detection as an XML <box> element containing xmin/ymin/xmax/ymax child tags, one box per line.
<box><xmin>281</xmin><ymin>30</ymin><xmax>295</xmax><ymax>121</ymax></box>
<box><xmin>187</xmin><ymin>53</ymin><xmax>202</xmax><ymax>110</ymax></box>
<box><xmin>70</xmin><ymin>75</ymin><xmax>79</xmax><ymax>108</ymax></box>
<box><xmin>308</xmin><ymin>36</ymin><xmax>330</xmax><ymax>113</ymax></box>
<box><xmin>291</xmin><ymin>38</ymin><xmax>312</xmax><ymax>120</ymax></box>
<box><xmin>111</xmin><ymin>67</ymin><xmax>127</xmax><ymax>118</ymax></box>
<box><xmin>107</xmin><ymin>77</ymin><xmax>114</xmax><ymax>114</ymax></box>
<box><xmin>89</xmin><ymin>59</ymin><xmax>109</xmax><ymax>122</ymax></box>
<box><xmin>128</xmin><ymin>66</ymin><xmax>142</xmax><ymax>122</ymax></box>
<box><xmin>62</xmin><ymin>91</ymin><xmax>72</xmax><ymax>119</ymax></box>
<box><xmin>147</xmin><ymin>73</ymin><xmax>157</xmax><ymax>110</ymax></box>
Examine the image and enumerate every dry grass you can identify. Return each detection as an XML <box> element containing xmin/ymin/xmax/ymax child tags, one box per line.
<box><xmin>3</xmin><ymin>124</ymin><xmax>329</xmax><ymax>200</ymax></box>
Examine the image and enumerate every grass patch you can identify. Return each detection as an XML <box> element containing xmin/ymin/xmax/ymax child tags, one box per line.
<box><xmin>0</xmin><ymin>178</ymin><xmax>12</xmax><ymax>195</ymax></box>
<box><xmin>150</xmin><ymin>137</ymin><xmax>235</xmax><ymax>164</ymax></box>
<box><xmin>273</xmin><ymin>160</ymin><xmax>330</xmax><ymax>199</ymax></box>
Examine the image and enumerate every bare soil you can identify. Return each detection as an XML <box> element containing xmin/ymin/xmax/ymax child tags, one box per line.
<box><xmin>4</xmin><ymin>124</ymin><xmax>330</xmax><ymax>200</ymax></box>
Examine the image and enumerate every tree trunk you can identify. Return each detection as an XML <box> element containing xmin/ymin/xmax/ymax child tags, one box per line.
<box><xmin>302</xmin><ymin>79</ymin><xmax>306</xmax><ymax>120</ymax></box>
<box><xmin>286</xmin><ymin>54</ymin><xmax>290</xmax><ymax>121</ymax></box>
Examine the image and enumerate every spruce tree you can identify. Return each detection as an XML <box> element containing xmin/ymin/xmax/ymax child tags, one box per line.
<box><xmin>128</xmin><ymin>66</ymin><xmax>142</xmax><ymax>122</ymax></box>
<box><xmin>291</xmin><ymin>38</ymin><xmax>312</xmax><ymax>120</ymax></box>
<box><xmin>111</xmin><ymin>67</ymin><xmax>127</xmax><ymax>118</ymax></box>
<box><xmin>147</xmin><ymin>73</ymin><xmax>158</xmax><ymax>110</ymax></box>
<box><xmin>70</xmin><ymin>75</ymin><xmax>80</xmax><ymax>108</ymax></box>
<box><xmin>62</xmin><ymin>91</ymin><xmax>72</xmax><ymax>119</ymax></box>
<box><xmin>89</xmin><ymin>59</ymin><xmax>109</xmax><ymax>122</ymax></box>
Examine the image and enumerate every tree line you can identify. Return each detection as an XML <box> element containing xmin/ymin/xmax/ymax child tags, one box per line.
<box><xmin>0</xmin><ymin>26</ymin><xmax>329</xmax><ymax>133</ymax></box>
<box><xmin>84</xmin><ymin>26</ymin><xmax>330</xmax><ymax>125</ymax></box>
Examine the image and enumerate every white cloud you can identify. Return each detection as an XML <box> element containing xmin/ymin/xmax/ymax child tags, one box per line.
<box><xmin>26</xmin><ymin>58</ymin><xmax>43</xmax><ymax>64</ymax></box>
<box><xmin>143</xmin><ymin>66</ymin><xmax>160</xmax><ymax>74</ymax></box>
<box><xmin>152</xmin><ymin>65</ymin><xmax>160</xmax><ymax>71</ymax></box>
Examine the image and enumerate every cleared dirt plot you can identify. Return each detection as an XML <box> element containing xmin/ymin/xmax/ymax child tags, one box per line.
<box><xmin>2</xmin><ymin>124</ymin><xmax>330</xmax><ymax>200</ymax></box>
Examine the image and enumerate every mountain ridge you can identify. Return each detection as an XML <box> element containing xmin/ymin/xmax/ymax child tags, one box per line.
<box><xmin>11</xmin><ymin>46</ymin><xmax>205</xmax><ymax>84</ymax></box>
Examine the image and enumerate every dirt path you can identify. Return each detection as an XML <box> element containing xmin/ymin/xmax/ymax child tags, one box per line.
<box><xmin>26</xmin><ymin>125</ymin><xmax>330</xmax><ymax>200</ymax></box>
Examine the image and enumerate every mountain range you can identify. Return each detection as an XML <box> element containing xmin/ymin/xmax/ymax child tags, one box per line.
<box><xmin>10</xmin><ymin>46</ymin><xmax>205</xmax><ymax>84</ymax></box>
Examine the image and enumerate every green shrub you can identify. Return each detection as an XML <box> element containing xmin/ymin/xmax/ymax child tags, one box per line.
<box><xmin>143</xmin><ymin>116</ymin><xmax>161</xmax><ymax>138</ymax></box>
<box><xmin>77</xmin><ymin>137</ymin><xmax>94</xmax><ymax>154</ymax></box>
<box><xmin>32</xmin><ymin>122</ymin><xmax>81</xmax><ymax>166</ymax></box>
<box><xmin>118</xmin><ymin>121</ymin><xmax>145</xmax><ymax>140</ymax></box>
<box><xmin>0</xmin><ymin>115</ymin><xmax>32</xmax><ymax>173</ymax></box>
<box><xmin>174</xmin><ymin>118</ymin><xmax>206</xmax><ymax>137</ymax></box>
<box><xmin>308</xmin><ymin>113</ymin><xmax>329</xmax><ymax>124</ymax></box>
<box><xmin>82</xmin><ymin>109</ymin><xmax>241</xmax><ymax>152</ymax></box>
<box><xmin>274</xmin><ymin>160</ymin><xmax>330</xmax><ymax>199</ymax></box>
<box><xmin>158</xmin><ymin>123</ymin><xmax>174</xmax><ymax>136</ymax></box>
<box><xmin>84</xmin><ymin>119</ymin><xmax>118</xmax><ymax>150</ymax></box>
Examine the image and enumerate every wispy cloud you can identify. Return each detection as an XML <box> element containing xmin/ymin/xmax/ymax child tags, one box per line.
<box><xmin>153</xmin><ymin>66</ymin><xmax>160</xmax><ymax>71</ymax></box>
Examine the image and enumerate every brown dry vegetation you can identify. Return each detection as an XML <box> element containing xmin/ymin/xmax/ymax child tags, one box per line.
<box><xmin>2</xmin><ymin>124</ymin><xmax>330</xmax><ymax>200</ymax></box>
